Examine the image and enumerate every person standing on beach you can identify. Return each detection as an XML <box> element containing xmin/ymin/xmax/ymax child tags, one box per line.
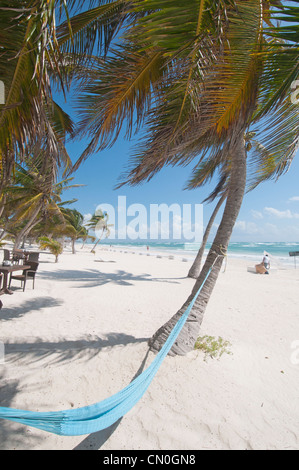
<box><xmin>263</xmin><ymin>253</ymin><xmax>270</xmax><ymax>272</ymax></box>
<box><xmin>255</xmin><ymin>253</ymin><xmax>270</xmax><ymax>275</ymax></box>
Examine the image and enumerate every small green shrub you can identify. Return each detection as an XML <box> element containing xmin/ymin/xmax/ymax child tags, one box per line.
<box><xmin>194</xmin><ymin>335</ymin><xmax>232</xmax><ymax>361</ymax></box>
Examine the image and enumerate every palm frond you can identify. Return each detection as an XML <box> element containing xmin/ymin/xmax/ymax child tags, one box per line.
<box><xmin>255</xmin><ymin>2</ymin><xmax>299</xmax><ymax>117</ymax></box>
<box><xmin>57</xmin><ymin>0</ymin><xmax>128</xmax><ymax>58</ymax></box>
<box><xmin>248</xmin><ymin>97</ymin><xmax>299</xmax><ymax>190</ymax></box>
<box><xmin>72</xmin><ymin>47</ymin><xmax>166</xmax><ymax>171</ymax></box>
<box><xmin>75</xmin><ymin>0</ymin><xmax>266</xmax><ymax>179</ymax></box>
<box><xmin>115</xmin><ymin>0</ymin><xmax>265</xmax><ymax>187</ymax></box>
<box><xmin>0</xmin><ymin>1</ymin><xmax>75</xmax><ymax>174</ymax></box>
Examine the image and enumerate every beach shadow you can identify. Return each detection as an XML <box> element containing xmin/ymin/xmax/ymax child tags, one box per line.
<box><xmin>73</xmin><ymin>419</ymin><xmax>123</xmax><ymax>450</ymax></box>
<box><xmin>73</xmin><ymin>348</ymin><xmax>151</xmax><ymax>451</ymax></box>
<box><xmin>0</xmin><ymin>297</ymin><xmax>64</xmax><ymax>322</ymax></box>
<box><xmin>0</xmin><ymin>334</ymin><xmax>150</xmax><ymax>449</ymax></box>
<box><xmin>94</xmin><ymin>260</ymin><xmax>116</xmax><ymax>263</ymax></box>
<box><xmin>38</xmin><ymin>269</ymin><xmax>181</xmax><ymax>289</ymax></box>
<box><xmin>4</xmin><ymin>333</ymin><xmax>149</xmax><ymax>366</ymax></box>
<box><xmin>0</xmin><ymin>371</ymin><xmax>42</xmax><ymax>450</ymax></box>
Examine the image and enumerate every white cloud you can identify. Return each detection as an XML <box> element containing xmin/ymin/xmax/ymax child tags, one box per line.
<box><xmin>234</xmin><ymin>221</ymin><xmax>259</xmax><ymax>234</ymax></box>
<box><xmin>251</xmin><ymin>210</ymin><xmax>263</xmax><ymax>220</ymax></box>
<box><xmin>289</xmin><ymin>196</ymin><xmax>299</xmax><ymax>202</ymax></box>
<box><xmin>264</xmin><ymin>223</ymin><xmax>299</xmax><ymax>241</ymax></box>
<box><xmin>264</xmin><ymin>223</ymin><xmax>280</xmax><ymax>236</ymax></box>
<box><xmin>235</xmin><ymin>221</ymin><xmax>246</xmax><ymax>231</ymax></box>
<box><xmin>264</xmin><ymin>207</ymin><xmax>299</xmax><ymax>219</ymax></box>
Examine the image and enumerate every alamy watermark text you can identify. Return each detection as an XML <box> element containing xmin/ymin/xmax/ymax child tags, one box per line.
<box><xmin>93</xmin><ymin>196</ymin><xmax>203</xmax><ymax>243</ymax></box>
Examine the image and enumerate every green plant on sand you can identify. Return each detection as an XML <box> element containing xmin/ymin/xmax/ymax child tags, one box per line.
<box><xmin>194</xmin><ymin>335</ymin><xmax>232</xmax><ymax>361</ymax></box>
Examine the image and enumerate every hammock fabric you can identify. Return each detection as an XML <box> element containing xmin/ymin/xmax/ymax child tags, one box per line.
<box><xmin>0</xmin><ymin>268</ymin><xmax>212</xmax><ymax>436</ymax></box>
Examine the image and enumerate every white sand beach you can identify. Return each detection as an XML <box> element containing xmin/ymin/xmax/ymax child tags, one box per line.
<box><xmin>0</xmin><ymin>246</ymin><xmax>299</xmax><ymax>450</ymax></box>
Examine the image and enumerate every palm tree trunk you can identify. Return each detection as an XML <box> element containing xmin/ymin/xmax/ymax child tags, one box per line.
<box><xmin>13</xmin><ymin>206</ymin><xmax>42</xmax><ymax>249</ymax></box>
<box><xmin>91</xmin><ymin>228</ymin><xmax>105</xmax><ymax>252</ymax></box>
<box><xmin>71</xmin><ymin>238</ymin><xmax>76</xmax><ymax>254</ymax></box>
<box><xmin>81</xmin><ymin>234</ymin><xmax>88</xmax><ymax>249</ymax></box>
<box><xmin>149</xmin><ymin>129</ymin><xmax>247</xmax><ymax>356</ymax></box>
<box><xmin>188</xmin><ymin>192</ymin><xmax>227</xmax><ymax>279</ymax></box>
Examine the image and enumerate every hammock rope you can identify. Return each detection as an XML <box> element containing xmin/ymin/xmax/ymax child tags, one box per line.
<box><xmin>0</xmin><ymin>265</ymin><xmax>215</xmax><ymax>436</ymax></box>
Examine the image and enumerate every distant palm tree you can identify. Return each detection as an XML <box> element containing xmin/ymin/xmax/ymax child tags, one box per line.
<box><xmin>38</xmin><ymin>236</ymin><xmax>63</xmax><ymax>263</ymax></box>
<box><xmin>4</xmin><ymin>160</ymin><xmax>82</xmax><ymax>249</ymax></box>
<box><xmin>85</xmin><ymin>210</ymin><xmax>113</xmax><ymax>252</ymax></box>
<box><xmin>62</xmin><ymin>208</ymin><xmax>89</xmax><ymax>254</ymax></box>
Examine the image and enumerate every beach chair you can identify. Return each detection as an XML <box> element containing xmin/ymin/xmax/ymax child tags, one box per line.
<box><xmin>12</xmin><ymin>249</ymin><xmax>26</xmax><ymax>265</ymax></box>
<box><xmin>27</xmin><ymin>252</ymin><xmax>40</xmax><ymax>262</ymax></box>
<box><xmin>9</xmin><ymin>261</ymin><xmax>39</xmax><ymax>291</ymax></box>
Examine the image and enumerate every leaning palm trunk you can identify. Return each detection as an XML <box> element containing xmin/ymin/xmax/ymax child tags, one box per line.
<box><xmin>149</xmin><ymin>129</ymin><xmax>247</xmax><ymax>356</ymax></box>
<box><xmin>81</xmin><ymin>233</ymin><xmax>89</xmax><ymax>249</ymax></box>
<box><xmin>188</xmin><ymin>192</ymin><xmax>227</xmax><ymax>279</ymax></box>
<box><xmin>13</xmin><ymin>205</ymin><xmax>42</xmax><ymax>249</ymax></box>
<box><xmin>91</xmin><ymin>228</ymin><xmax>105</xmax><ymax>252</ymax></box>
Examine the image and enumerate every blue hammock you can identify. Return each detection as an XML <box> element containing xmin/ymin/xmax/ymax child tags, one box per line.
<box><xmin>0</xmin><ymin>268</ymin><xmax>212</xmax><ymax>436</ymax></box>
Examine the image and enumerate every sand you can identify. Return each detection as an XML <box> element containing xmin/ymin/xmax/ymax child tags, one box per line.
<box><xmin>0</xmin><ymin>245</ymin><xmax>299</xmax><ymax>450</ymax></box>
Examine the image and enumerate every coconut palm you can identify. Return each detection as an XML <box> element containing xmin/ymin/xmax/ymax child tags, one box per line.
<box><xmin>27</xmin><ymin>208</ymin><xmax>79</xmax><ymax>245</ymax></box>
<box><xmin>62</xmin><ymin>208</ymin><xmax>89</xmax><ymax>254</ymax></box>
<box><xmin>0</xmin><ymin>1</ymin><xmax>76</xmax><ymax>173</ymax></box>
<box><xmin>70</xmin><ymin>0</ymin><xmax>299</xmax><ymax>355</ymax></box>
<box><xmin>3</xmin><ymin>159</ymin><xmax>82</xmax><ymax>249</ymax></box>
<box><xmin>38</xmin><ymin>236</ymin><xmax>63</xmax><ymax>263</ymax></box>
<box><xmin>85</xmin><ymin>210</ymin><xmax>113</xmax><ymax>252</ymax></box>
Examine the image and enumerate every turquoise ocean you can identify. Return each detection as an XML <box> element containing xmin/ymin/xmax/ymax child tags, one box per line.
<box><xmin>96</xmin><ymin>240</ymin><xmax>299</xmax><ymax>266</ymax></box>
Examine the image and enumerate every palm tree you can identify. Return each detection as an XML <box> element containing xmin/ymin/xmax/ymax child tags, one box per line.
<box><xmin>62</xmin><ymin>208</ymin><xmax>88</xmax><ymax>254</ymax></box>
<box><xmin>3</xmin><ymin>159</ymin><xmax>82</xmax><ymax>249</ymax></box>
<box><xmin>38</xmin><ymin>236</ymin><xmax>63</xmax><ymax>263</ymax></box>
<box><xmin>0</xmin><ymin>1</ymin><xmax>75</xmax><ymax>174</ymax></box>
<box><xmin>69</xmin><ymin>1</ymin><xmax>298</xmax><ymax>355</ymax></box>
<box><xmin>27</xmin><ymin>208</ymin><xmax>80</xmax><ymax>246</ymax></box>
<box><xmin>0</xmin><ymin>9</ymin><xmax>76</xmax><ymax>235</ymax></box>
<box><xmin>85</xmin><ymin>210</ymin><xmax>113</xmax><ymax>252</ymax></box>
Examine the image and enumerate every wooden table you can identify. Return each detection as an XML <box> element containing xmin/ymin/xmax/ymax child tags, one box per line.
<box><xmin>0</xmin><ymin>265</ymin><xmax>30</xmax><ymax>296</ymax></box>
